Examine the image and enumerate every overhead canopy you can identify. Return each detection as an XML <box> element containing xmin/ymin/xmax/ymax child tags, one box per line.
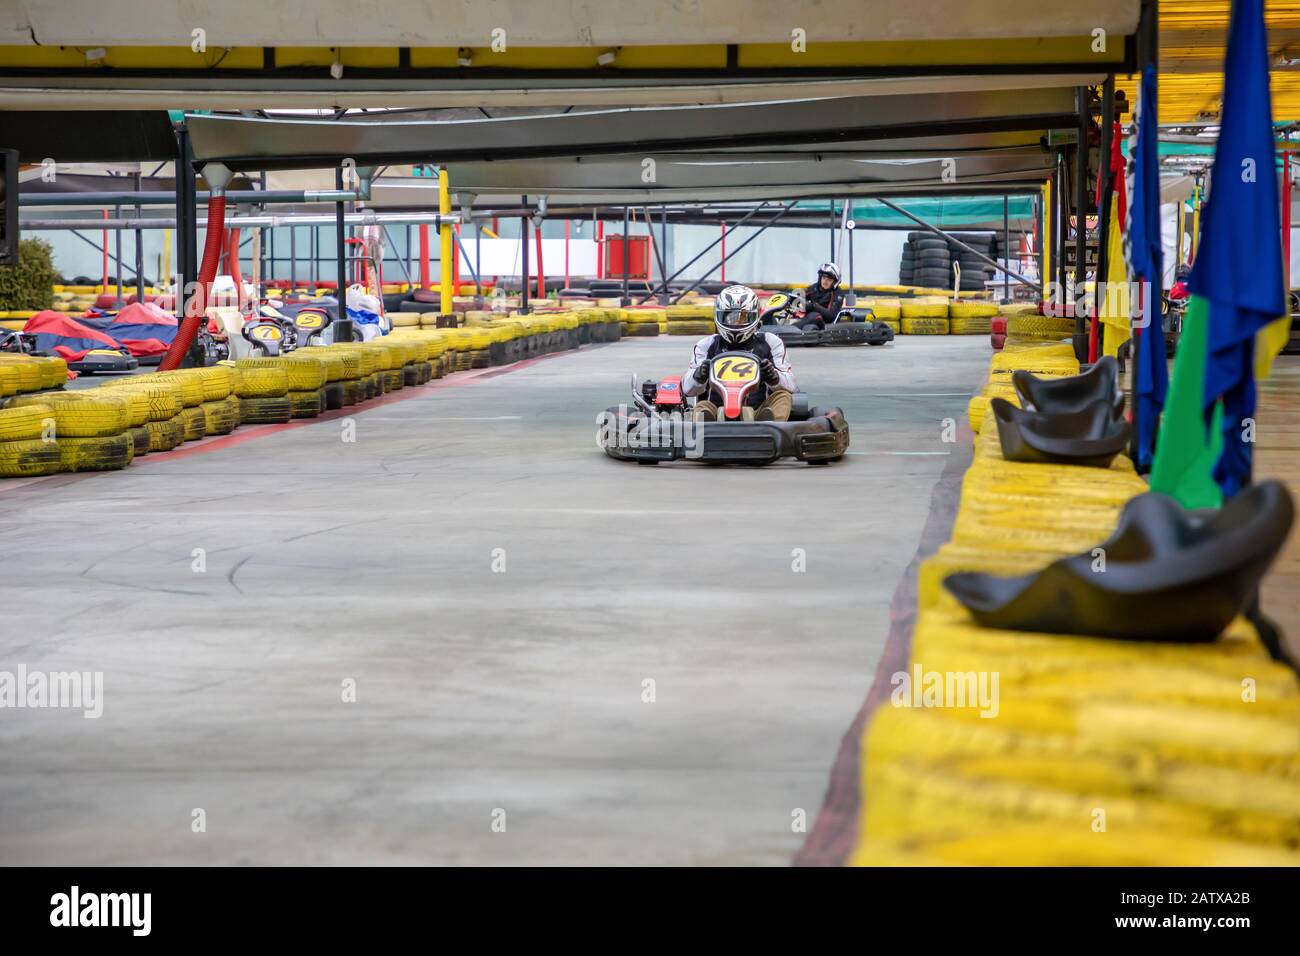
<box><xmin>186</xmin><ymin>87</ymin><xmax>1080</xmax><ymax>171</ymax></box>
<box><xmin>0</xmin><ymin>0</ymin><xmax>1141</xmax><ymax>46</ymax></box>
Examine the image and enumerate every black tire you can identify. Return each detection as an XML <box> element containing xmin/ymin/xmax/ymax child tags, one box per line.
<box><xmin>915</xmin><ymin>251</ymin><xmax>951</xmax><ymax>267</ymax></box>
<box><xmin>914</xmin><ymin>269</ymin><xmax>953</xmax><ymax>286</ymax></box>
<box><xmin>239</xmin><ymin>396</ymin><xmax>293</xmax><ymax>424</ymax></box>
<box><xmin>914</xmin><ymin>237</ymin><xmax>947</xmax><ymax>252</ymax></box>
<box><xmin>323</xmin><ymin>381</ymin><xmax>345</xmax><ymax>410</ymax></box>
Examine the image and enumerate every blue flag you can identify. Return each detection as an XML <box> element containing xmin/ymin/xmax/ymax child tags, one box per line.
<box><xmin>1187</xmin><ymin>0</ymin><xmax>1285</xmax><ymax>497</ymax></box>
<box><xmin>1128</xmin><ymin>63</ymin><xmax>1167</xmax><ymax>470</ymax></box>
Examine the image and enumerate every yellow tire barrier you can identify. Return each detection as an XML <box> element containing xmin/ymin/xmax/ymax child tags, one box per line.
<box><xmin>9</xmin><ymin>393</ymin><xmax>129</xmax><ymax>438</ymax></box>
<box><xmin>127</xmin><ymin>425</ymin><xmax>151</xmax><ymax>457</ymax></box>
<box><xmin>145</xmin><ymin>416</ymin><xmax>185</xmax><ymax>452</ymax></box>
<box><xmin>0</xmin><ymin>437</ymin><xmax>63</xmax><ymax>477</ymax></box>
<box><xmin>949</xmin><ymin>300</ymin><xmax>998</xmax><ymax>318</ymax></box>
<box><xmin>237</xmin><ymin>356</ymin><xmax>327</xmax><ymax>391</ymax></box>
<box><xmin>177</xmin><ymin>405</ymin><xmax>206</xmax><ymax>441</ymax></box>
<box><xmin>949</xmin><ymin>315</ymin><xmax>993</xmax><ymax>335</ymax></box>
<box><xmin>0</xmin><ymin>402</ymin><xmax>55</xmax><ymax>441</ymax></box>
<box><xmin>233</xmin><ymin>366</ymin><xmax>290</xmax><ymax>398</ymax></box>
<box><xmin>667</xmin><ymin>320</ymin><xmax>714</xmax><ymax>336</ymax></box>
<box><xmin>0</xmin><ymin>357</ymin><xmax>44</xmax><ymax>393</ymax></box>
<box><xmin>287</xmin><ymin>389</ymin><xmax>323</xmax><ymax>418</ymax></box>
<box><xmin>133</xmin><ymin>372</ymin><xmax>205</xmax><ymax>407</ymax></box>
<box><xmin>901</xmin><ymin>316</ymin><xmax>950</xmax><ymax>335</ymax></box>
<box><xmin>863</xmin><ymin>297</ymin><xmax>902</xmax><ymax>321</ymax></box>
<box><xmin>201</xmin><ymin>396</ymin><xmax>240</xmax><ymax>435</ymax></box>
<box><xmin>57</xmin><ymin>433</ymin><xmax>134</xmax><ymax>472</ymax></box>
<box><xmin>1007</xmin><ymin>315</ymin><xmax>1076</xmax><ymax>336</ymax></box>
<box><xmin>900</xmin><ymin>296</ymin><xmax>950</xmax><ymax>319</ymax></box>
<box><xmin>239</xmin><ymin>395</ymin><xmax>293</xmax><ymax>424</ymax></box>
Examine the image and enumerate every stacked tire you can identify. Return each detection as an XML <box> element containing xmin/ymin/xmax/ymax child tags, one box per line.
<box><xmin>947</xmin><ymin>233</ymin><xmax>998</xmax><ymax>293</ymax></box>
<box><xmin>899</xmin><ymin>232</ymin><xmax>1000</xmax><ymax>292</ymax></box>
<box><xmin>901</xmin><ymin>234</ymin><xmax>953</xmax><ymax>290</ymax></box>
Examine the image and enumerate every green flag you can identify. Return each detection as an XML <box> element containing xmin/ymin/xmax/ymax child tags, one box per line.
<box><xmin>1148</xmin><ymin>295</ymin><xmax>1224</xmax><ymax>509</ymax></box>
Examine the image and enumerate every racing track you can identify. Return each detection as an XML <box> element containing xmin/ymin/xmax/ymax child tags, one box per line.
<box><xmin>0</xmin><ymin>336</ymin><xmax>990</xmax><ymax>865</ymax></box>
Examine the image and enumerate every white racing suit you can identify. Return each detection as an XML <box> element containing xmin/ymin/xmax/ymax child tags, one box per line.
<box><xmin>682</xmin><ymin>331</ymin><xmax>797</xmax><ymax>420</ymax></box>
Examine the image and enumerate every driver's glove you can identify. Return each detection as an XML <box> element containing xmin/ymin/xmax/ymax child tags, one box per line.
<box><xmin>760</xmin><ymin>358</ymin><xmax>780</xmax><ymax>386</ymax></box>
<box><xmin>693</xmin><ymin>361</ymin><xmax>711</xmax><ymax>384</ymax></box>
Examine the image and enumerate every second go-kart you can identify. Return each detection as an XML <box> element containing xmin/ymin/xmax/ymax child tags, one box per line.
<box><xmin>599</xmin><ymin>350</ymin><xmax>849</xmax><ymax>465</ymax></box>
<box><xmin>759</xmin><ymin>290</ymin><xmax>894</xmax><ymax>347</ymax></box>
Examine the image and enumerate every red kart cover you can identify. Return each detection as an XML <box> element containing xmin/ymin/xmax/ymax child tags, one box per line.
<box><xmin>22</xmin><ymin>311</ymin><xmax>124</xmax><ymax>361</ymax></box>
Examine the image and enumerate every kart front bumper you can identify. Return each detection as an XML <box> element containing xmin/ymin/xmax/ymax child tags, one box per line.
<box><xmin>601</xmin><ymin>407</ymin><xmax>850</xmax><ymax>465</ymax></box>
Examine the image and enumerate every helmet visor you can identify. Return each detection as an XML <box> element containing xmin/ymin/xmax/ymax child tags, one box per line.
<box><xmin>716</xmin><ymin>307</ymin><xmax>754</xmax><ymax>329</ymax></box>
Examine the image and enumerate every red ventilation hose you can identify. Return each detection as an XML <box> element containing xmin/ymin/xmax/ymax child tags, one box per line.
<box><xmin>159</xmin><ymin>195</ymin><xmax>226</xmax><ymax>370</ymax></box>
<box><xmin>226</xmin><ymin>226</ymin><xmax>243</xmax><ymax>294</ymax></box>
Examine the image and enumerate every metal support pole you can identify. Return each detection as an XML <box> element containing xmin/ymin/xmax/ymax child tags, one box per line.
<box><xmin>1056</xmin><ymin>153</ymin><xmax>1067</xmax><ymax>304</ymax></box>
<box><xmin>311</xmin><ymin>225</ymin><xmax>319</xmax><ymax>292</ymax></box>
<box><xmin>113</xmin><ymin>199</ymin><xmax>123</xmax><ymax>306</ymax></box>
<box><xmin>642</xmin><ymin>206</ymin><xmax>669</xmax><ymax>305</ymax></box>
<box><xmin>673</xmin><ymin>202</ymin><xmax>799</xmax><ymax>303</ymax></box>
<box><xmin>334</xmin><ymin>166</ymin><xmax>351</xmax><ymax>340</ymax></box>
<box><xmin>621</xmin><ymin>205</ymin><xmax>630</xmax><ymax>305</ymax></box>
<box><xmin>439</xmin><ymin>167</ymin><xmax>454</xmax><ymax>313</ymax></box>
<box><xmin>1002</xmin><ymin>195</ymin><xmax>1011</xmax><ymax>302</ymax></box>
<box><xmin>1073</xmin><ymin>86</ymin><xmax>1091</xmax><ymax>360</ymax></box>
<box><xmin>661</xmin><ymin>205</ymin><xmax>669</xmax><ymax>301</ymax></box>
<box><xmin>134</xmin><ymin>171</ymin><xmax>145</xmax><ymax>302</ymax></box>
<box><xmin>829</xmin><ymin>200</ymin><xmax>836</xmax><ymax>260</ymax></box>
<box><xmin>177</xmin><ymin>126</ymin><xmax>197</xmax><ymax>320</ymax></box>
<box><xmin>475</xmin><ymin>223</ymin><xmax>482</xmax><ymax>298</ymax></box>
<box><xmin>520</xmin><ymin>194</ymin><xmax>530</xmax><ymax>314</ymax></box>
<box><xmin>634</xmin><ymin>202</ymin><xmax>770</xmax><ymax>304</ymax></box>
<box><xmin>1130</xmin><ymin>0</ymin><xmax>1159</xmax><ymax>465</ymax></box>
<box><xmin>1093</xmin><ymin>74</ymin><xmax>1116</xmax><ymax>362</ymax></box>
<box><xmin>874</xmin><ymin>197</ymin><xmax>1042</xmax><ymax>292</ymax></box>
<box><xmin>848</xmin><ymin>210</ymin><xmax>855</xmax><ymax>291</ymax></box>
<box><xmin>379</xmin><ymin>225</ymin><xmax>415</xmax><ymax>286</ymax></box>
<box><xmin>451</xmin><ymin>228</ymin><xmax>482</xmax><ymax>289</ymax></box>
<box><xmin>289</xmin><ymin>222</ymin><xmax>297</xmax><ymax>292</ymax></box>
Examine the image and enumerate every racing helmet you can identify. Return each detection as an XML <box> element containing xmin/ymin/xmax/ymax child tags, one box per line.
<box><xmin>817</xmin><ymin>262</ymin><xmax>842</xmax><ymax>288</ymax></box>
<box><xmin>714</xmin><ymin>285</ymin><xmax>761</xmax><ymax>345</ymax></box>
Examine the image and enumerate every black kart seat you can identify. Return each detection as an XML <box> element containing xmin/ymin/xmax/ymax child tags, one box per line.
<box><xmin>1013</xmin><ymin>354</ymin><xmax>1123</xmax><ymax>416</ymax></box>
<box><xmin>991</xmin><ymin>397</ymin><xmax>1131</xmax><ymax>469</ymax></box>
<box><xmin>943</xmin><ymin>481</ymin><xmax>1295</xmax><ymax>643</ymax></box>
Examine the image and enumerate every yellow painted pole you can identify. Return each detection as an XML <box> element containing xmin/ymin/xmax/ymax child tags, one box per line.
<box><xmin>1176</xmin><ymin>199</ymin><xmax>1186</xmax><ymax>266</ymax></box>
<box><xmin>439</xmin><ymin>166</ymin><xmax>454</xmax><ymax>313</ymax></box>
<box><xmin>162</xmin><ymin>228</ymin><xmax>172</xmax><ymax>289</ymax></box>
<box><xmin>1190</xmin><ymin>183</ymin><xmax>1201</xmax><ymax>262</ymax></box>
<box><xmin>1042</xmin><ymin>180</ymin><xmax>1051</xmax><ymax>303</ymax></box>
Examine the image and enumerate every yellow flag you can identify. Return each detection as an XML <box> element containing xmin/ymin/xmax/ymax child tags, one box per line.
<box><xmin>1099</xmin><ymin>194</ymin><xmax>1130</xmax><ymax>357</ymax></box>
<box><xmin>1254</xmin><ymin>313</ymin><xmax>1289</xmax><ymax>379</ymax></box>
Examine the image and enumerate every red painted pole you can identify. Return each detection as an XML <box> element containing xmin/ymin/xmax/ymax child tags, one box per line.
<box><xmin>535</xmin><ymin>222</ymin><xmax>545</xmax><ymax>299</ymax></box>
<box><xmin>418</xmin><ymin>225</ymin><xmax>430</xmax><ymax>288</ymax></box>
<box><xmin>564</xmin><ymin>220</ymin><xmax>570</xmax><ymax>290</ymax></box>
<box><xmin>720</xmin><ymin>222</ymin><xmax>727</xmax><ymax>283</ymax></box>
<box><xmin>452</xmin><ymin>223</ymin><xmax>460</xmax><ymax>297</ymax></box>
<box><xmin>1284</xmin><ymin>152</ymin><xmax>1292</xmax><ymax>294</ymax></box>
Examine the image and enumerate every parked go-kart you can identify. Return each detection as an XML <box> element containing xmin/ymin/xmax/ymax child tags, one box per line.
<box><xmin>241</xmin><ymin>304</ymin><xmax>333</xmax><ymax>357</ymax></box>
<box><xmin>599</xmin><ymin>350</ymin><xmax>850</xmax><ymax>465</ymax></box>
<box><xmin>2</xmin><ymin>326</ymin><xmax>138</xmax><ymax>374</ymax></box>
<box><xmin>759</xmin><ymin>290</ymin><xmax>894</xmax><ymax>347</ymax></box>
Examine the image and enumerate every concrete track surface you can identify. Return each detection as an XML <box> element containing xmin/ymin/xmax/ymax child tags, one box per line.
<box><xmin>0</xmin><ymin>336</ymin><xmax>989</xmax><ymax>865</ymax></box>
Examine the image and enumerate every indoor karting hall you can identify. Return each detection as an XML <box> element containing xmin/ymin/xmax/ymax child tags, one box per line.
<box><xmin>2</xmin><ymin>0</ymin><xmax>1300</xmax><ymax>869</ymax></box>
